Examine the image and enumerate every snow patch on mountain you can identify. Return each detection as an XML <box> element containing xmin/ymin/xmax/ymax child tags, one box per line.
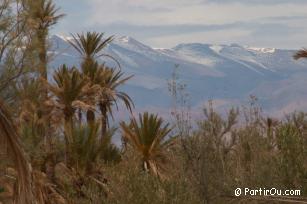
<box><xmin>53</xmin><ymin>34</ymin><xmax>74</xmax><ymax>42</ymax></box>
<box><xmin>246</xmin><ymin>47</ymin><xmax>276</xmax><ymax>54</ymax></box>
<box><xmin>210</xmin><ymin>45</ymin><xmax>223</xmax><ymax>54</ymax></box>
<box><xmin>48</xmin><ymin>35</ymin><xmax>307</xmax><ymax>117</ymax></box>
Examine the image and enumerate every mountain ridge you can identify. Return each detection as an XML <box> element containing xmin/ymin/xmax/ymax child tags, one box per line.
<box><xmin>49</xmin><ymin>35</ymin><xmax>307</xmax><ymax>117</ymax></box>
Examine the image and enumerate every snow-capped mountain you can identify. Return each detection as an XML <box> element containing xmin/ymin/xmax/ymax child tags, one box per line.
<box><xmin>48</xmin><ymin>35</ymin><xmax>307</xmax><ymax>117</ymax></box>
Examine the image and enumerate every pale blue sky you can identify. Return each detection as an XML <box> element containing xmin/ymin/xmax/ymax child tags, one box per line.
<box><xmin>52</xmin><ymin>0</ymin><xmax>307</xmax><ymax>49</ymax></box>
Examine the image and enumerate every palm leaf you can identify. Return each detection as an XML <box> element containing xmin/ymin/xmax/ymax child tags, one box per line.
<box><xmin>0</xmin><ymin>100</ymin><xmax>33</xmax><ymax>203</ymax></box>
<box><xmin>68</xmin><ymin>32</ymin><xmax>113</xmax><ymax>59</ymax></box>
<box><xmin>120</xmin><ymin>112</ymin><xmax>174</xmax><ymax>178</ymax></box>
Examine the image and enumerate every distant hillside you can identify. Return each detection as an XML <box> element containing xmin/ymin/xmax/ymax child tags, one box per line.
<box><xmin>48</xmin><ymin>35</ymin><xmax>307</xmax><ymax>117</ymax></box>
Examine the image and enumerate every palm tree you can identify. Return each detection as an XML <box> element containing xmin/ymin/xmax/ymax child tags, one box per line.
<box><xmin>68</xmin><ymin>32</ymin><xmax>134</xmax><ymax>136</ymax></box>
<box><xmin>69</xmin><ymin>122</ymin><xmax>102</xmax><ymax>175</ymax></box>
<box><xmin>98</xmin><ymin>65</ymin><xmax>133</xmax><ymax>140</ymax></box>
<box><xmin>23</xmin><ymin>1</ymin><xmax>64</xmax><ymax>173</ymax></box>
<box><xmin>68</xmin><ymin>31</ymin><xmax>116</xmax><ymax>72</ymax></box>
<box><xmin>120</xmin><ymin>112</ymin><xmax>174</xmax><ymax>179</ymax></box>
<box><xmin>14</xmin><ymin>78</ymin><xmax>59</xmax><ymax>179</ymax></box>
<box><xmin>24</xmin><ymin>0</ymin><xmax>64</xmax><ymax>80</ymax></box>
<box><xmin>75</xmin><ymin>61</ymin><xmax>105</xmax><ymax>123</ymax></box>
<box><xmin>294</xmin><ymin>48</ymin><xmax>307</xmax><ymax>60</ymax></box>
<box><xmin>47</xmin><ymin>65</ymin><xmax>98</xmax><ymax>161</ymax></box>
<box><xmin>69</xmin><ymin>122</ymin><xmax>120</xmax><ymax>175</ymax></box>
<box><xmin>68</xmin><ymin>32</ymin><xmax>113</xmax><ymax>123</ymax></box>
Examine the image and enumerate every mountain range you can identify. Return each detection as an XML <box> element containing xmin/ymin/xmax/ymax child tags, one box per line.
<box><xmin>49</xmin><ymin>35</ymin><xmax>307</xmax><ymax>118</ymax></box>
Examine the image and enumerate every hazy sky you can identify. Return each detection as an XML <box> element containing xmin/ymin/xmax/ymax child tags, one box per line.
<box><xmin>53</xmin><ymin>0</ymin><xmax>307</xmax><ymax>49</ymax></box>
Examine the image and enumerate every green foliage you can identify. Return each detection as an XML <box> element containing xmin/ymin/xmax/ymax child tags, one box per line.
<box><xmin>105</xmin><ymin>152</ymin><xmax>201</xmax><ymax>204</ymax></box>
<box><xmin>97</xmin><ymin>66</ymin><xmax>134</xmax><ymax>114</ymax></box>
<box><xmin>68</xmin><ymin>31</ymin><xmax>134</xmax><ymax>138</ymax></box>
<box><xmin>24</xmin><ymin>0</ymin><xmax>64</xmax><ymax>79</ymax></box>
<box><xmin>69</xmin><ymin>122</ymin><xmax>102</xmax><ymax>174</ymax></box>
<box><xmin>1</xmin><ymin>0</ymin><xmax>307</xmax><ymax>203</ymax></box>
<box><xmin>68</xmin><ymin>122</ymin><xmax>121</xmax><ymax>174</ymax></box>
<box><xmin>276</xmin><ymin>122</ymin><xmax>307</xmax><ymax>191</ymax></box>
<box><xmin>48</xmin><ymin>64</ymin><xmax>98</xmax><ymax>126</ymax></box>
<box><xmin>20</xmin><ymin>121</ymin><xmax>46</xmax><ymax>167</ymax></box>
<box><xmin>100</xmin><ymin>127</ymin><xmax>121</xmax><ymax>164</ymax></box>
<box><xmin>68</xmin><ymin>32</ymin><xmax>114</xmax><ymax>65</ymax></box>
<box><xmin>24</xmin><ymin>0</ymin><xmax>64</xmax><ymax>29</ymax></box>
<box><xmin>51</xmin><ymin>65</ymin><xmax>88</xmax><ymax>113</ymax></box>
<box><xmin>180</xmin><ymin>103</ymin><xmax>307</xmax><ymax>203</ymax></box>
<box><xmin>120</xmin><ymin>112</ymin><xmax>174</xmax><ymax>179</ymax></box>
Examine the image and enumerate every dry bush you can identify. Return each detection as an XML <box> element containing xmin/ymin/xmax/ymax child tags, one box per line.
<box><xmin>103</xmin><ymin>147</ymin><xmax>201</xmax><ymax>204</ymax></box>
<box><xmin>179</xmin><ymin>101</ymin><xmax>307</xmax><ymax>204</ymax></box>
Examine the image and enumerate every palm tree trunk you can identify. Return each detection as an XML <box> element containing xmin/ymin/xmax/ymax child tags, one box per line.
<box><xmin>64</xmin><ymin>114</ymin><xmax>74</xmax><ymax>166</ymax></box>
<box><xmin>37</xmin><ymin>30</ymin><xmax>48</xmax><ymax>81</ymax></box>
<box><xmin>99</xmin><ymin>104</ymin><xmax>107</xmax><ymax>142</ymax></box>
<box><xmin>37</xmin><ymin>29</ymin><xmax>56</xmax><ymax>180</ymax></box>
<box><xmin>86</xmin><ymin>110</ymin><xmax>95</xmax><ymax>124</ymax></box>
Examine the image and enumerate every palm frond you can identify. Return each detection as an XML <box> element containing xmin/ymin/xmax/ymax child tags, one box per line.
<box><xmin>49</xmin><ymin>64</ymin><xmax>95</xmax><ymax>118</ymax></box>
<box><xmin>68</xmin><ymin>32</ymin><xmax>113</xmax><ymax>59</ymax></box>
<box><xmin>26</xmin><ymin>0</ymin><xmax>64</xmax><ymax>29</ymax></box>
<box><xmin>98</xmin><ymin>66</ymin><xmax>134</xmax><ymax>113</ymax></box>
<box><xmin>120</xmin><ymin>112</ymin><xmax>174</xmax><ymax>179</ymax></box>
<box><xmin>0</xmin><ymin>100</ymin><xmax>33</xmax><ymax>203</ymax></box>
